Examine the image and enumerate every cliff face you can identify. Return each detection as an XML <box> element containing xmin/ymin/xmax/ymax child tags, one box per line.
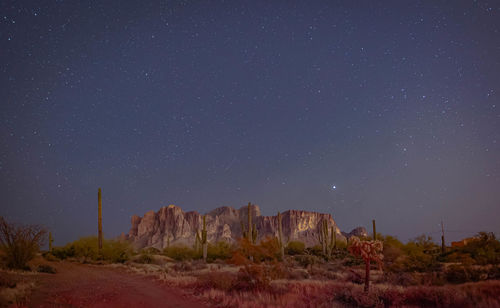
<box><xmin>126</xmin><ymin>204</ymin><xmax>352</xmax><ymax>250</ymax></box>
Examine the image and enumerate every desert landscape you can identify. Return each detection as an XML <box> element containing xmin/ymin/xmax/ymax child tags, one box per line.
<box><xmin>1</xmin><ymin>202</ymin><xmax>500</xmax><ymax>307</ymax></box>
<box><xmin>2</xmin><ymin>0</ymin><xmax>499</xmax><ymax>307</ymax></box>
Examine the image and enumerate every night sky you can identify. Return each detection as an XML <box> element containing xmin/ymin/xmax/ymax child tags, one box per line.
<box><xmin>1</xmin><ymin>1</ymin><xmax>499</xmax><ymax>245</ymax></box>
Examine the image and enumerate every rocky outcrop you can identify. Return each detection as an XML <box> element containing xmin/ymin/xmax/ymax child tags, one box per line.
<box><xmin>126</xmin><ymin>204</ymin><xmax>360</xmax><ymax>250</ymax></box>
<box><xmin>342</xmin><ymin>227</ymin><xmax>369</xmax><ymax>239</ymax></box>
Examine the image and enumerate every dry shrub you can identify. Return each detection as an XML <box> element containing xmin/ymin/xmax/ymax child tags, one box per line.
<box><xmin>195</xmin><ymin>270</ymin><xmax>237</xmax><ymax>292</ymax></box>
<box><xmin>343</xmin><ymin>269</ymin><xmax>364</xmax><ymax>284</ymax></box>
<box><xmin>37</xmin><ymin>264</ymin><xmax>56</xmax><ymax>274</ymax></box>
<box><xmin>0</xmin><ymin>280</ymin><xmax>35</xmax><ymax>307</ymax></box>
<box><xmin>401</xmin><ymin>285</ymin><xmax>464</xmax><ymax>307</ymax></box>
<box><xmin>331</xmin><ymin>281</ymin><xmax>500</xmax><ymax>308</ymax></box>
<box><xmin>0</xmin><ymin>217</ymin><xmax>46</xmax><ymax>270</ymax></box>
<box><xmin>228</xmin><ymin>237</ymin><xmax>285</xmax><ymax>291</ymax></box>
<box><xmin>190</xmin><ymin>259</ymin><xmax>208</xmax><ymax>271</ymax></box>
<box><xmin>445</xmin><ymin>264</ymin><xmax>484</xmax><ymax>284</ymax></box>
<box><xmin>172</xmin><ymin>261</ymin><xmax>193</xmax><ymax>272</ymax></box>
<box><xmin>382</xmin><ymin>271</ymin><xmax>418</xmax><ymax>286</ymax></box>
<box><xmin>136</xmin><ymin>253</ymin><xmax>153</xmax><ymax>264</ymax></box>
<box><xmin>294</xmin><ymin>255</ymin><xmax>321</xmax><ymax>269</ymax></box>
<box><xmin>163</xmin><ymin>245</ymin><xmax>200</xmax><ymax>261</ymax></box>
<box><xmin>333</xmin><ymin>285</ymin><xmax>383</xmax><ymax>307</ymax></box>
<box><xmin>286</xmin><ymin>268</ymin><xmax>310</xmax><ymax>280</ymax></box>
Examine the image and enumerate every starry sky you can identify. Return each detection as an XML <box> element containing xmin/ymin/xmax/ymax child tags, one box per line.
<box><xmin>1</xmin><ymin>1</ymin><xmax>499</xmax><ymax>245</ymax></box>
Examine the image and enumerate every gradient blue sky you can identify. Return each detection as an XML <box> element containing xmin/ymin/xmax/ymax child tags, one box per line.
<box><xmin>1</xmin><ymin>1</ymin><xmax>499</xmax><ymax>245</ymax></box>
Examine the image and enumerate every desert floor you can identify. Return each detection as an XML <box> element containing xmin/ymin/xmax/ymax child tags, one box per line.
<box><xmin>23</xmin><ymin>261</ymin><xmax>207</xmax><ymax>308</ymax></box>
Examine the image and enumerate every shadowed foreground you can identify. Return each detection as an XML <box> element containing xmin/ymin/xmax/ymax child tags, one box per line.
<box><xmin>29</xmin><ymin>262</ymin><xmax>207</xmax><ymax>308</ymax></box>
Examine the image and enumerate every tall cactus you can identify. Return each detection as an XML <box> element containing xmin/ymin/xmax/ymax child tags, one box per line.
<box><xmin>252</xmin><ymin>223</ymin><xmax>258</xmax><ymax>244</ymax></box>
<box><xmin>49</xmin><ymin>232</ymin><xmax>54</xmax><ymax>252</ymax></box>
<box><xmin>98</xmin><ymin>188</ymin><xmax>103</xmax><ymax>254</ymax></box>
<box><xmin>332</xmin><ymin>225</ymin><xmax>337</xmax><ymax>249</ymax></box>
<box><xmin>317</xmin><ymin>219</ymin><xmax>336</xmax><ymax>257</ymax></box>
<box><xmin>201</xmin><ymin>215</ymin><xmax>208</xmax><ymax>262</ymax></box>
<box><xmin>241</xmin><ymin>202</ymin><xmax>258</xmax><ymax>244</ymax></box>
<box><xmin>195</xmin><ymin>231</ymin><xmax>201</xmax><ymax>252</ymax></box>
<box><xmin>277</xmin><ymin>212</ymin><xmax>284</xmax><ymax>260</ymax></box>
<box><xmin>247</xmin><ymin>202</ymin><xmax>252</xmax><ymax>242</ymax></box>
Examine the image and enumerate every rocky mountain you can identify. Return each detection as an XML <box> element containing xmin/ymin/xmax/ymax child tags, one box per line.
<box><xmin>126</xmin><ymin>204</ymin><xmax>362</xmax><ymax>250</ymax></box>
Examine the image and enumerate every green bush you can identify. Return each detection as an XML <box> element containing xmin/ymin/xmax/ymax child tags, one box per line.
<box><xmin>286</xmin><ymin>241</ymin><xmax>305</xmax><ymax>255</ymax></box>
<box><xmin>306</xmin><ymin>245</ymin><xmax>323</xmax><ymax>256</ymax></box>
<box><xmin>51</xmin><ymin>236</ymin><xmax>131</xmax><ymax>263</ymax></box>
<box><xmin>400</xmin><ymin>235</ymin><xmax>441</xmax><ymax>272</ymax></box>
<box><xmin>294</xmin><ymin>255</ymin><xmax>319</xmax><ymax>268</ymax></box>
<box><xmin>207</xmin><ymin>241</ymin><xmax>234</xmax><ymax>261</ymax></box>
<box><xmin>458</xmin><ymin>232</ymin><xmax>500</xmax><ymax>265</ymax></box>
<box><xmin>163</xmin><ymin>245</ymin><xmax>200</xmax><ymax>261</ymax></box>
<box><xmin>101</xmin><ymin>239</ymin><xmax>132</xmax><ymax>263</ymax></box>
<box><xmin>136</xmin><ymin>252</ymin><xmax>153</xmax><ymax>264</ymax></box>
<box><xmin>142</xmin><ymin>247</ymin><xmax>161</xmax><ymax>255</ymax></box>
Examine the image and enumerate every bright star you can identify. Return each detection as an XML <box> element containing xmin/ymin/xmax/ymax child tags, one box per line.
<box><xmin>332</xmin><ymin>185</ymin><xmax>337</xmax><ymax>190</ymax></box>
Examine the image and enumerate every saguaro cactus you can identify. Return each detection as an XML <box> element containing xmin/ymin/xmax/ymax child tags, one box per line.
<box><xmin>318</xmin><ymin>220</ymin><xmax>337</xmax><ymax>257</ymax></box>
<box><xmin>201</xmin><ymin>215</ymin><xmax>208</xmax><ymax>262</ymax></box>
<box><xmin>348</xmin><ymin>236</ymin><xmax>384</xmax><ymax>292</ymax></box>
<box><xmin>241</xmin><ymin>202</ymin><xmax>258</xmax><ymax>244</ymax></box>
<box><xmin>247</xmin><ymin>202</ymin><xmax>252</xmax><ymax>242</ymax></box>
<box><xmin>195</xmin><ymin>231</ymin><xmax>201</xmax><ymax>252</ymax></box>
<box><xmin>277</xmin><ymin>212</ymin><xmax>284</xmax><ymax>260</ymax></box>
<box><xmin>49</xmin><ymin>232</ymin><xmax>54</xmax><ymax>252</ymax></box>
<box><xmin>98</xmin><ymin>188</ymin><xmax>103</xmax><ymax>253</ymax></box>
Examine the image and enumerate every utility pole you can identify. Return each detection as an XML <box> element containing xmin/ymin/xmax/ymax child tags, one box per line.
<box><xmin>441</xmin><ymin>219</ymin><xmax>445</xmax><ymax>254</ymax></box>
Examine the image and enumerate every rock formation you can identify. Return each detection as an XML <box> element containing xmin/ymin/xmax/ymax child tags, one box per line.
<box><xmin>126</xmin><ymin>204</ymin><xmax>362</xmax><ymax>250</ymax></box>
<box><xmin>342</xmin><ymin>227</ymin><xmax>369</xmax><ymax>239</ymax></box>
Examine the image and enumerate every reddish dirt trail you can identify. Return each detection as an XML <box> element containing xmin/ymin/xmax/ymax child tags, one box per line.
<box><xmin>28</xmin><ymin>262</ymin><xmax>207</xmax><ymax>308</ymax></box>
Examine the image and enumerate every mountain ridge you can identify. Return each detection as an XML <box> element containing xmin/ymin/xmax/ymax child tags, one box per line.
<box><xmin>125</xmin><ymin>204</ymin><xmax>367</xmax><ymax>249</ymax></box>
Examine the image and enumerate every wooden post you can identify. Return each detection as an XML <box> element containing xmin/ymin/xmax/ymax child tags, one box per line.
<box><xmin>372</xmin><ymin>219</ymin><xmax>377</xmax><ymax>241</ymax></box>
<box><xmin>98</xmin><ymin>188</ymin><xmax>103</xmax><ymax>253</ymax></box>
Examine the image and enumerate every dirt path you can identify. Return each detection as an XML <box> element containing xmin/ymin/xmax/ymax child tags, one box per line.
<box><xmin>28</xmin><ymin>262</ymin><xmax>207</xmax><ymax>308</ymax></box>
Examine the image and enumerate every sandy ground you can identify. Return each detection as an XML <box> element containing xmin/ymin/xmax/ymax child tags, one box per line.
<box><xmin>27</xmin><ymin>261</ymin><xmax>207</xmax><ymax>308</ymax></box>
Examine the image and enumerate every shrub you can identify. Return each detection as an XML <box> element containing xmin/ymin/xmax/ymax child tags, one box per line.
<box><xmin>306</xmin><ymin>244</ymin><xmax>323</xmax><ymax>256</ymax></box>
<box><xmin>207</xmin><ymin>241</ymin><xmax>234</xmax><ymax>261</ymax></box>
<box><xmin>195</xmin><ymin>270</ymin><xmax>236</xmax><ymax>291</ymax></box>
<box><xmin>102</xmin><ymin>240</ymin><xmax>132</xmax><ymax>263</ymax></box>
<box><xmin>457</xmin><ymin>232</ymin><xmax>500</xmax><ymax>265</ymax></box>
<box><xmin>37</xmin><ymin>264</ymin><xmax>57</xmax><ymax>274</ymax></box>
<box><xmin>142</xmin><ymin>247</ymin><xmax>160</xmax><ymax>254</ymax></box>
<box><xmin>399</xmin><ymin>235</ymin><xmax>441</xmax><ymax>272</ymax></box>
<box><xmin>286</xmin><ymin>241</ymin><xmax>305</xmax><ymax>255</ymax></box>
<box><xmin>0</xmin><ymin>217</ymin><xmax>47</xmax><ymax>270</ymax></box>
<box><xmin>445</xmin><ymin>264</ymin><xmax>485</xmax><ymax>284</ymax></box>
<box><xmin>136</xmin><ymin>252</ymin><xmax>153</xmax><ymax>264</ymax></box>
<box><xmin>229</xmin><ymin>237</ymin><xmax>285</xmax><ymax>291</ymax></box>
<box><xmin>294</xmin><ymin>255</ymin><xmax>320</xmax><ymax>269</ymax></box>
<box><xmin>163</xmin><ymin>245</ymin><xmax>200</xmax><ymax>261</ymax></box>
<box><xmin>50</xmin><ymin>236</ymin><xmax>131</xmax><ymax>263</ymax></box>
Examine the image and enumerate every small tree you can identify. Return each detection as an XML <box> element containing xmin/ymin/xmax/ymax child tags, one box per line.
<box><xmin>348</xmin><ymin>236</ymin><xmax>383</xmax><ymax>292</ymax></box>
<box><xmin>0</xmin><ymin>217</ymin><xmax>47</xmax><ymax>269</ymax></box>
